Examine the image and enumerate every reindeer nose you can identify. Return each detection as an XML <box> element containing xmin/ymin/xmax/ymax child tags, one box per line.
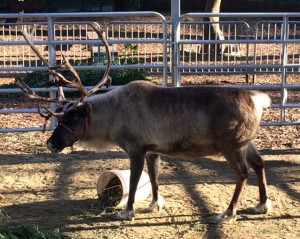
<box><xmin>46</xmin><ymin>140</ymin><xmax>58</xmax><ymax>153</ymax></box>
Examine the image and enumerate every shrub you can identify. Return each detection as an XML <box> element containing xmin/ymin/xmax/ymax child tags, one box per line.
<box><xmin>0</xmin><ymin>61</ymin><xmax>152</xmax><ymax>89</ymax></box>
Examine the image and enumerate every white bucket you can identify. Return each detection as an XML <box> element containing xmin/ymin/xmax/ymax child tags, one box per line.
<box><xmin>97</xmin><ymin>170</ymin><xmax>151</xmax><ymax>207</ymax></box>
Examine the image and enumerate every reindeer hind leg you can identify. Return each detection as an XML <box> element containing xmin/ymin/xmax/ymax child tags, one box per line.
<box><xmin>210</xmin><ymin>145</ymin><xmax>249</xmax><ymax>224</ymax></box>
<box><xmin>246</xmin><ymin>141</ymin><xmax>272</xmax><ymax>214</ymax></box>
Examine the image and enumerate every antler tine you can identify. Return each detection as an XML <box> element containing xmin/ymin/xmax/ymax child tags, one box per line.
<box><xmin>85</xmin><ymin>22</ymin><xmax>112</xmax><ymax>98</ymax></box>
<box><xmin>21</xmin><ymin>25</ymin><xmax>86</xmax><ymax>98</ymax></box>
<box><xmin>41</xmin><ymin>103</ymin><xmax>64</xmax><ymax>118</ymax></box>
<box><xmin>21</xmin><ymin>25</ymin><xmax>70</xmax><ymax>102</ymax></box>
<box><xmin>60</xmin><ymin>54</ymin><xmax>88</xmax><ymax>97</ymax></box>
<box><xmin>21</xmin><ymin>25</ymin><xmax>51</xmax><ymax>68</ymax></box>
<box><xmin>45</xmin><ymin>55</ymin><xmax>89</xmax><ymax>98</ymax></box>
<box><xmin>37</xmin><ymin>102</ymin><xmax>64</xmax><ymax>132</ymax></box>
<box><xmin>15</xmin><ymin>76</ymin><xmax>57</xmax><ymax>103</ymax></box>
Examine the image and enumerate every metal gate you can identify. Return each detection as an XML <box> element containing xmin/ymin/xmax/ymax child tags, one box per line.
<box><xmin>1</xmin><ymin>12</ymin><xmax>300</xmax><ymax>132</ymax></box>
<box><xmin>173</xmin><ymin>12</ymin><xmax>300</xmax><ymax>126</ymax></box>
<box><xmin>0</xmin><ymin>11</ymin><xmax>168</xmax><ymax>132</ymax></box>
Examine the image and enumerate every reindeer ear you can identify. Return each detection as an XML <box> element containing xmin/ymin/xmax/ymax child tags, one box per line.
<box><xmin>78</xmin><ymin>103</ymin><xmax>91</xmax><ymax>116</ymax></box>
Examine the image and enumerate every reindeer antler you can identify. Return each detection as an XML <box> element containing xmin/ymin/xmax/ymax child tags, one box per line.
<box><xmin>16</xmin><ymin>22</ymin><xmax>112</xmax><ymax>130</ymax></box>
<box><xmin>15</xmin><ymin>76</ymin><xmax>65</xmax><ymax>131</ymax></box>
<box><xmin>15</xmin><ymin>76</ymin><xmax>56</xmax><ymax>103</ymax></box>
<box><xmin>85</xmin><ymin>22</ymin><xmax>112</xmax><ymax>98</ymax></box>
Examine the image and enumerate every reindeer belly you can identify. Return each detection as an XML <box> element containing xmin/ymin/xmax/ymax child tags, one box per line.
<box><xmin>151</xmin><ymin>139</ymin><xmax>219</xmax><ymax>159</ymax></box>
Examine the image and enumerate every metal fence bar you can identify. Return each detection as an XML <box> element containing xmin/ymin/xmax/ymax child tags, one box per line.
<box><xmin>173</xmin><ymin>12</ymin><xmax>300</xmax><ymax>126</ymax></box>
<box><xmin>0</xmin><ymin>11</ymin><xmax>168</xmax><ymax>132</ymax></box>
<box><xmin>1</xmin><ymin>12</ymin><xmax>300</xmax><ymax>132</ymax></box>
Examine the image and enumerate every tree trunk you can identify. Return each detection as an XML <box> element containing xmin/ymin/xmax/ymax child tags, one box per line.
<box><xmin>202</xmin><ymin>0</ymin><xmax>224</xmax><ymax>55</ymax></box>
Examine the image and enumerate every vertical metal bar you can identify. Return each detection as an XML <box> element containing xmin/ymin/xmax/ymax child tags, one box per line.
<box><xmin>73</xmin><ymin>24</ymin><xmax>76</xmax><ymax>63</ymax></box>
<box><xmin>253</xmin><ymin>24</ymin><xmax>258</xmax><ymax>76</ymax></box>
<box><xmin>233</xmin><ymin>23</ymin><xmax>237</xmax><ymax>69</ymax></box>
<box><xmin>182</xmin><ymin>24</ymin><xmax>185</xmax><ymax>74</ymax></box>
<box><xmin>150</xmin><ymin>24</ymin><xmax>153</xmax><ymax>66</ymax></box>
<box><xmin>144</xmin><ymin>23</ymin><xmax>146</xmax><ymax>67</ymax></box>
<box><xmin>208</xmin><ymin>22</ymin><xmax>211</xmax><ymax>71</ymax></box>
<box><xmin>22</xmin><ymin>30</ymin><xmax>25</xmax><ymax>68</ymax></box>
<box><xmin>137</xmin><ymin>24</ymin><xmax>141</xmax><ymax>65</ymax></box>
<box><xmin>48</xmin><ymin>16</ymin><xmax>57</xmax><ymax>129</ymax></box>
<box><xmin>266</xmin><ymin>23</ymin><xmax>270</xmax><ymax>69</ymax></box>
<box><xmin>66</xmin><ymin>24</ymin><xmax>69</xmax><ymax>60</ymax></box>
<box><xmin>280</xmin><ymin>15</ymin><xmax>288</xmax><ymax>124</ymax></box>
<box><xmin>2</xmin><ymin>25</ymin><xmax>6</xmax><ymax>67</ymax></box>
<box><xmin>156</xmin><ymin>24</ymin><xmax>159</xmax><ymax>73</ymax></box>
<box><xmin>78</xmin><ymin>24</ymin><xmax>81</xmax><ymax>62</ymax></box>
<box><xmin>245</xmin><ymin>24</ymin><xmax>250</xmax><ymax>80</ymax></box>
<box><xmin>259</xmin><ymin>23</ymin><xmax>263</xmax><ymax>71</ymax></box>
<box><xmin>201</xmin><ymin>23</ymin><xmax>204</xmax><ymax>71</ymax></box>
<box><xmin>162</xmin><ymin>19</ymin><xmax>168</xmax><ymax>85</ymax></box>
<box><xmin>171</xmin><ymin>0</ymin><xmax>180</xmax><ymax>86</ymax></box>
<box><xmin>292</xmin><ymin>23</ymin><xmax>296</xmax><ymax>72</ymax></box>
<box><xmin>15</xmin><ymin>25</ymin><xmax>18</xmax><ymax>66</ymax></box>
<box><xmin>9</xmin><ymin>25</ymin><xmax>12</xmax><ymax>67</ymax></box>
<box><xmin>111</xmin><ymin>24</ymin><xmax>115</xmax><ymax>62</ymax></box>
<box><xmin>195</xmin><ymin>24</ymin><xmax>198</xmax><ymax>70</ymax></box>
<box><xmin>189</xmin><ymin>24</ymin><xmax>192</xmax><ymax>73</ymax></box>
<box><xmin>41</xmin><ymin>25</ymin><xmax>45</xmax><ymax>66</ymax></box>
<box><xmin>272</xmin><ymin>23</ymin><xmax>277</xmax><ymax>66</ymax></box>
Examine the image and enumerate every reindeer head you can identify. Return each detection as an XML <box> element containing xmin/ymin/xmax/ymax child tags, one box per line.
<box><xmin>46</xmin><ymin>102</ymin><xmax>92</xmax><ymax>152</ymax></box>
<box><xmin>16</xmin><ymin>22</ymin><xmax>112</xmax><ymax>153</ymax></box>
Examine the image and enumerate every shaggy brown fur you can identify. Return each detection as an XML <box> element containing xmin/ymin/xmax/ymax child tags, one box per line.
<box><xmin>47</xmin><ymin>80</ymin><xmax>271</xmax><ymax>223</ymax></box>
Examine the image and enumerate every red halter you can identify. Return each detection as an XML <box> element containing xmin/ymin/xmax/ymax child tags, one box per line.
<box><xmin>58</xmin><ymin>117</ymin><xmax>89</xmax><ymax>138</ymax></box>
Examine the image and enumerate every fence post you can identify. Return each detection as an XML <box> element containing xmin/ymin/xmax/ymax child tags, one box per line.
<box><xmin>280</xmin><ymin>14</ymin><xmax>288</xmax><ymax>124</ymax></box>
<box><xmin>47</xmin><ymin>16</ymin><xmax>57</xmax><ymax>129</ymax></box>
<box><xmin>171</xmin><ymin>0</ymin><xmax>180</xmax><ymax>86</ymax></box>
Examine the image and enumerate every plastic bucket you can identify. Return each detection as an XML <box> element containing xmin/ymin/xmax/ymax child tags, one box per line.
<box><xmin>97</xmin><ymin>170</ymin><xmax>151</xmax><ymax>207</ymax></box>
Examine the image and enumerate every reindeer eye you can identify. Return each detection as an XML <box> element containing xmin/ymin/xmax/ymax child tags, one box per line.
<box><xmin>72</xmin><ymin>116</ymin><xmax>79</xmax><ymax>122</ymax></box>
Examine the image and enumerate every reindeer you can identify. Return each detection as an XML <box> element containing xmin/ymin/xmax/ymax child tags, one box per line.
<box><xmin>16</xmin><ymin>22</ymin><xmax>272</xmax><ymax>224</ymax></box>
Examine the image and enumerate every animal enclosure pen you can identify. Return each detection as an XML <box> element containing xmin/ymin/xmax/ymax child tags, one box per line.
<box><xmin>0</xmin><ymin>12</ymin><xmax>168</xmax><ymax>132</ymax></box>
<box><xmin>0</xmin><ymin>10</ymin><xmax>300</xmax><ymax>239</ymax></box>
<box><xmin>173</xmin><ymin>13</ymin><xmax>300</xmax><ymax>126</ymax></box>
<box><xmin>0</xmin><ymin>12</ymin><xmax>300</xmax><ymax>131</ymax></box>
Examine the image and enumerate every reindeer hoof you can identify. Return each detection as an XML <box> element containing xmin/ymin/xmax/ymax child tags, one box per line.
<box><xmin>209</xmin><ymin>212</ymin><xmax>238</xmax><ymax>224</ymax></box>
<box><xmin>251</xmin><ymin>199</ymin><xmax>272</xmax><ymax>214</ymax></box>
<box><xmin>142</xmin><ymin>196</ymin><xmax>165</xmax><ymax>213</ymax></box>
<box><xmin>111</xmin><ymin>208</ymin><xmax>135</xmax><ymax>222</ymax></box>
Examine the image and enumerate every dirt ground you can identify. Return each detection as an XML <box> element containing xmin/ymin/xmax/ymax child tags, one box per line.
<box><xmin>0</xmin><ymin>22</ymin><xmax>300</xmax><ymax>237</ymax></box>
<box><xmin>0</xmin><ymin>129</ymin><xmax>299</xmax><ymax>239</ymax></box>
<box><xmin>0</xmin><ymin>77</ymin><xmax>300</xmax><ymax>239</ymax></box>
<box><xmin>0</xmin><ymin>73</ymin><xmax>300</xmax><ymax>238</ymax></box>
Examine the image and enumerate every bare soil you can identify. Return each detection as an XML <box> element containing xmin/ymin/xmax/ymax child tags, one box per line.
<box><xmin>0</xmin><ymin>16</ymin><xmax>300</xmax><ymax>237</ymax></box>
<box><xmin>0</xmin><ymin>143</ymin><xmax>299</xmax><ymax>239</ymax></box>
<box><xmin>0</xmin><ymin>104</ymin><xmax>299</xmax><ymax>239</ymax></box>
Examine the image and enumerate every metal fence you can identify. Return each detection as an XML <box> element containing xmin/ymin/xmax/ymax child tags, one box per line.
<box><xmin>1</xmin><ymin>12</ymin><xmax>300</xmax><ymax>132</ymax></box>
<box><xmin>0</xmin><ymin>11</ymin><xmax>168</xmax><ymax>132</ymax></box>
<box><xmin>173</xmin><ymin>13</ymin><xmax>300</xmax><ymax>126</ymax></box>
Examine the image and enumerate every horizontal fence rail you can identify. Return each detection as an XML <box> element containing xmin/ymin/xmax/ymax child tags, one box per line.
<box><xmin>0</xmin><ymin>12</ymin><xmax>168</xmax><ymax>132</ymax></box>
<box><xmin>0</xmin><ymin>12</ymin><xmax>168</xmax><ymax>77</ymax></box>
<box><xmin>173</xmin><ymin>12</ymin><xmax>300</xmax><ymax>126</ymax></box>
<box><xmin>0</xmin><ymin>12</ymin><xmax>300</xmax><ymax>133</ymax></box>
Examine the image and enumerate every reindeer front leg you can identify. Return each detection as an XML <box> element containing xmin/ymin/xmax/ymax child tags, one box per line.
<box><xmin>112</xmin><ymin>151</ymin><xmax>145</xmax><ymax>222</ymax></box>
<box><xmin>143</xmin><ymin>153</ymin><xmax>165</xmax><ymax>212</ymax></box>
